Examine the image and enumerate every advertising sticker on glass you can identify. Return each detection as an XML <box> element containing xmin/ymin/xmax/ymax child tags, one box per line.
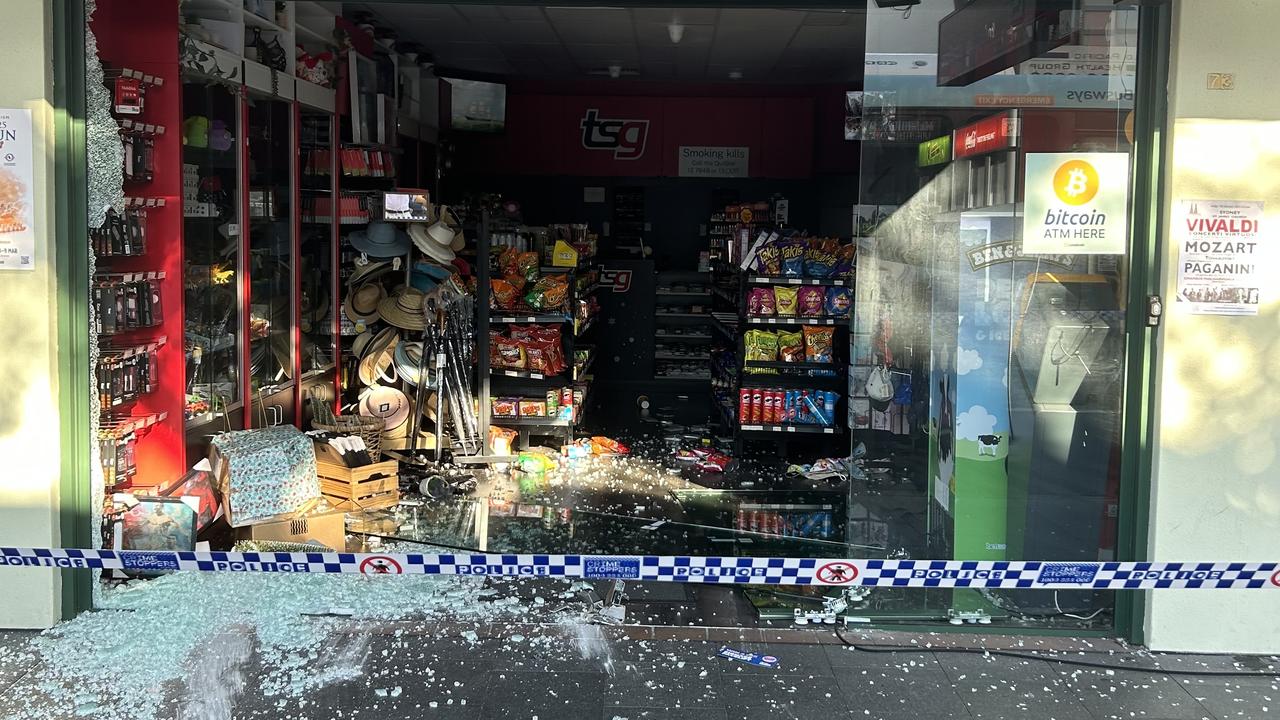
<box><xmin>1022</xmin><ymin>152</ymin><xmax>1130</xmax><ymax>255</ymax></box>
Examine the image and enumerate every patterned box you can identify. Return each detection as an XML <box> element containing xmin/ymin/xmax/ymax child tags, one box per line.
<box><xmin>210</xmin><ymin>426</ymin><xmax>320</xmax><ymax>527</ymax></box>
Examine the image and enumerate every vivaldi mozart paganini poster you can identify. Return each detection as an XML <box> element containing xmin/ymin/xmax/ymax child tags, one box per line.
<box><xmin>1176</xmin><ymin>199</ymin><xmax>1264</xmax><ymax>316</ymax></box>
<box><xmin>0</xmin><ymin>108</ymin><xmax>35</xmax><ymax>270</ymax></box>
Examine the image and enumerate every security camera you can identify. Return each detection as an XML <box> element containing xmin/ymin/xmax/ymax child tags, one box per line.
<box><xmin>873</xmin><ymin>0</ymin><xmax>922</xmax><ymax>7</ymax></box>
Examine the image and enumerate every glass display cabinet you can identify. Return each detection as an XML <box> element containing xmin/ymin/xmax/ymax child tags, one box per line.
<box><xmin>182</xmin><ymin>78</ymin><xmax>245</xmax><ymax>460</ymax></box>
<box><xmin>299</xmin><ymin>105</ymin><xmax>339</xmax><ymax>426</ymax></box>
<box><xmin>245</xmin><ymin>91</ymin><xmax>297</xmax><ymax>427</ymax></box>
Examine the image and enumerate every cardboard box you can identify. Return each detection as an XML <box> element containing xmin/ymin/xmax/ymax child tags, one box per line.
<box><xmin>235</xmin><ymin>507</ymin><xmax>346</xmax><ymax>551</ymax></box>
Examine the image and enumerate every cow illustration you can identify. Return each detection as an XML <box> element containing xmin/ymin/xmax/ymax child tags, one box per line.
<box><xmin>977</xmin><ymin>434</ymin><xmax>1002</xmax><ymax>456</ymax></box>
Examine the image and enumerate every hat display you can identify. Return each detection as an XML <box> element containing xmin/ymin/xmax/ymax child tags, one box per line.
<box><xmin>377</xmin><ymin>287</ymin><xmax>428</xmax><ymax>331</ymax></box>
<box><xmin>358</xmin><ymin>384</ymin><xmax>411</xmax><ymax>433</ymax></box>
<box><xmin>343</xmin><ymin>282</ymin><xmax>385</xmax><ymax>324</ymax></box>
<box><xmin>358</xmin><ymin>326</ymin><xmax>399</xmax><ymax>387</ymax></box>
<box><xmin>438</xmin><ymin>206</ymin><xmax>467</xmax><ymax>251</ymax></box>
<box><xmin>348</xmin><ymin>259</ymin><xmax>394</xmax><ymax>286</ymax></box>
<box><xmin>349</xmin><ymin>221</ymin><xmax>411</xmax><ymax>258</ymax></box>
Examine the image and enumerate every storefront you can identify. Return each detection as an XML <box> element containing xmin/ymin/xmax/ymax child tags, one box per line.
<box><xmin>9</xmin><ymin>0</ymin><xmax>1278</xmax><ymax>653</ymax></box>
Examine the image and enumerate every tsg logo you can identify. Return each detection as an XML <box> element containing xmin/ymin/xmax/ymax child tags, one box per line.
<box><xmin>580</xmin><ymin>109</ymin><xmax>649</xmax><ymax>160</ymax></box>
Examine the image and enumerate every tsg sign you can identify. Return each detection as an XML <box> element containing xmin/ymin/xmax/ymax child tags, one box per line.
<box><xmin>580</xmin><ymin>109</ymin><xmax>649</xmax><ymax>160</ymax></box>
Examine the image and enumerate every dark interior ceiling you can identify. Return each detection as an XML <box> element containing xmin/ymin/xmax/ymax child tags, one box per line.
<box><xmin>352</xmin><ymin>4</ymin><xmax>868</xmax><ymax>83</ymax></box>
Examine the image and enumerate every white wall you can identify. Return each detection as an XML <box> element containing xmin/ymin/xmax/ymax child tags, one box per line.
<box><xmin>1146</xmin><ymin>0</ymin><xmax>1280</xmax><ymax>653</ymax></box>
<box><xmin>0</xmin><ymin>0</ymin><xmax>62</xmax><ymax>628</ymax></box>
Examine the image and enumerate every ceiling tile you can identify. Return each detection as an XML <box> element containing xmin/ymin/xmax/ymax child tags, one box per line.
<box><xmin>548</xmin><ymin>19</ymin><xmax>635</xmax><ymax>45</ymax></box>
<box><xmin>452</xmin><ymin>4</ymin><xmax>504</xmax><ymax>22</ymax></box>
<box><xmin>631</xmin><ymin>8</ymin><xmax>720</xmax><ymax>25</ymax></box>
<box><xmin>717</xmin><ymin>9</ymin><xmax>806</xmax><ymax>31</ymax></box>
<box><xmin>791</xmin><ymin>25</ymin><xmax>862</xmax><ymax>50</ymax></box>
<box><xmin>635</xmin><ymin>21</ymin><xmax>715</xmax><ymax>49</ymax></box>
<box><xmin>497</xmin><ymin>5</ymin><xmax>546</xmax><ymax>22</ymax></box>
<box><xmin>565</xmin><ymin>43</ymin><xmax>640</xmax><ymax>67</ymax></box>
<box><xmin>802</xmin><ymin>9</ymin><xmax>863</xmax><ymax>27</ymax></box>
<box><xmin>477</xmin><ymin>20</ymin><xmax>559</xmax><ymax>44</ymax></box>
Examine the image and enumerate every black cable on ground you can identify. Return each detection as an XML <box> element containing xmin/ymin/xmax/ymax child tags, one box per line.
<box><xmin>833</xmin><ymin>626</ymin><xmax>1280</xmax><ymax>678</ymax></box>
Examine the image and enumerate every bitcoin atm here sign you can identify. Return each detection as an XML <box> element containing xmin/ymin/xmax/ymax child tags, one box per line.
<box><xmin>1022</xmin><ymin>152</ymin><xmax>1130</xmax><ymax>255</ymax></box>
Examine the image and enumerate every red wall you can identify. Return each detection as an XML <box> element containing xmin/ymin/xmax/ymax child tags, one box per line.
<box><xmin>456</xmin><ymin>83</ymin><xmax>862</xmax><ymax>178</ymax></box>
<box><xmin>92</xmin><ymin>0</ymin><xmax>185</xmax><ymax>489</ymax></box>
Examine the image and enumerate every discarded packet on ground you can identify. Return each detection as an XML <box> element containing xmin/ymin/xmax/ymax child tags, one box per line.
<box><xmin>717</xmin><ymin>646</ymin><xmax>779</xmax><ymax>669</ymax></box>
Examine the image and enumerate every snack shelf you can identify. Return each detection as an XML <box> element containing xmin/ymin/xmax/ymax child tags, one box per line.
<box><xmin>574</xmin><ymin>314</ymin><xmax>598</xmax><ymax>337</ymax></box>
<box><xmin>656</xmin><ymin>289</ymin><xmax>712</xmax><ymax>297</ymax></box>
<box><xmin>491</xmin><ymin>313</ymin><xmax>570</xmax><ymax>324</ymax></box>
<box><xmin>739</xmin><ymin>423</ymin><xmax>838</xmax><ymax>434</ymax></box>
<box><xmin>746</xmin><ymin>276</ymin><xmax>851</xmax><ymax>287</ymax></box>
<box><xmin>746</xmin><ymin>316</ymin><xmax>841</xmax><ymax>326</ymax></box>
<box><xmin>492</xmin><ymin>416</ymin><xmax>573</xmax><ymax>428</ymax></box>
<box><xmin>491</xmin><ymin>367</ymin><xmax>561</xmax><ymax>381</ymax></box>
<box><xmin>744</xmin><ymin>360</ymin><xmax>837</xmax><ymax>370</ymax></box>
<box><xmin>738</xmin><ymin>373</ymin><xmax>843</xmax><ymax>388</ymax></box>
<box><xmin>573</xmin><ymin>351</ymin><xmax>596</xmax><ymax>380</ymax></box>
<box><xmin>654</xmin><ymin>373</ymin><xmax>712</xmax><ymax>381</ymax></box>
<box><xmin>655</xmin><ymin>352</ymin><xmax>710</xmax><ymax>361</ymax></box>
<box><xmin>655</xmin><ymin>331</ymin><xmax>712</xmax><ymax>341</ymax></box>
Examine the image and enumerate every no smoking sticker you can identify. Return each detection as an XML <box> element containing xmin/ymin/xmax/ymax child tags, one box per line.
<box><xmin>815</xmin><ymin>562</ymin><xmax>859</xmax><ymax>585</ymax></box>
<box><xmin>359</xmin><ymin>556</ymin><xmax>403</xmax><ymax>575</ymax></box>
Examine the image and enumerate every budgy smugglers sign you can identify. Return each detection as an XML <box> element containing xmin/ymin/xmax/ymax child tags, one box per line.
<box><xmin>1176</xmin><ymin>199</ymin><xmax>1264</xmax><ymax>316</ymax></box>
<box><xmin>1022</xmin><ymin>152</ymin><xmax>1130</xmax><ymax>255</ymax></box>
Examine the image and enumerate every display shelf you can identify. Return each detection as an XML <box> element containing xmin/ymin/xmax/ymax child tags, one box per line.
<box><xmin>746</xmin><ymin>276</ymin><xmax>851</xmax><ymax>287</ymax></box>
<box><xmin>490</xmin><ymin>367</ymin><xmax>560</xmax><ymax>381</ymax></box>
<box><xmin>654</xmin><ymin>373</ymin><xmax>712</xmax><ymax>381</ymax></box>
<box><xmin>656</xmin><ymin>289</ymin><xmax>712</xmax><ymax>297</ymax></box>
<box><xmin>492</xmin><ymin>313</ymin><xmax>569</xmax><ymax>324</ymax></box>
<box><xmin>655</xmin><ymin>352</ymin><xmax>710</xmax><ymax>361</ymax></box>
<box><xmin>492</xmin><ymin>416</ymin><xmax>573</xmax><ymax>428</ymax></box>
<box><xmin>654</xmin><ymin>311</ymin><xmax>710</xmax><ymax>319</ymax></box>
<box><xmin>573</xmin><ymin>351</ymin><xmax>596</xmax><ymax>380</ymax></box>
<box><xmin>101</xmin><ymin>336</ymin><xmax>168</xmax><ymax>359</ymax></box>
<box><xmin>739</xmin><ymin>373</ymin><xmax>843</xmax><ymax>388</ymax></box>
<box><xmin>739</xmin><ymin>423</ymin><xmax>838</xmax><ymax>434</ymax></box>
<box><xmin>99</xmin><ymin>411</ymin><xmax>170</xmax><ymax>438</ymax></box>
<box><xmin>655</xmin><ymin>331</ymin><xmax>712</xmax><ymax>341</ymax></box>
<box><xmin>744</xmin><ymin>360</ymin><xmax>838</xmax><ymax>370</ymax></box>
<box><xmin>746</xmin><ymin>316</ymin><xmax>841</xmax><ymax>326</ymax></box>
<box><xmin>574</xmin><ymin>314</ymin><xmax>598</xmax><ymax>337</ymax></box>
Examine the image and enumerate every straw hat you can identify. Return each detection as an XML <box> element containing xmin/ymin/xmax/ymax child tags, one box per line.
<box><xmin>358</xmin><ymin>327</ymin><xmax>399</xmax><ymax>387</ymax></box>
<box><xmin>349</xmin><ymin>221</ymin><xmax>411</xmax><ymax>258</ymax></box>
<box><xmin>439</xmin><ymin>206</ymin><xmax>466</xmax><ymax>251</ymax></box>
<box><xmin>343</xmin><ymin>282</ymin><xmax>385</xmax><ymax>324</ymax></box>
<box><xmin>348</xmin><ymin>259</ymin><xmax>394</xmax><ymax>286</ymax></box>
<box><xmin>407</xmin><ymin>221</ymin><xmax>458</xmax><ymax>264</ymax></box>
<box><xmin>358</xmin><ymin>384</ymin><xmax>411</xmax><ymax>433</ymax></box>
<box><xmin>377</xmin><ymin>287</ymin><xmax>428</xmax><ymax>331</ymax></box>
<box><xmin>351</xmin><ymin>330</ymin><xmax>375</xmax><ymax>359</ymax></box>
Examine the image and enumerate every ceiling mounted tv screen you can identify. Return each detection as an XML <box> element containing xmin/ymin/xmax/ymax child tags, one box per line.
<box><xmin>448</xmin><ymin>79</ymin><xmax>507</xmax><ymax>133</ymax></box>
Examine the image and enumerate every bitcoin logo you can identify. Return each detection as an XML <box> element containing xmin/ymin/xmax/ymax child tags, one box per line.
<box><xmin>1052</xmin><ymin>159</ymin><xmax>1100</xmax><ymax>206</ymax></box>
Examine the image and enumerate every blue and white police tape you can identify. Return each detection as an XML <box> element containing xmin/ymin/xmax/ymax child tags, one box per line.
<box><xmin>1</xmin><ymin>548</ymin><xmax>1277</xmax><ymax>589</ymax></box>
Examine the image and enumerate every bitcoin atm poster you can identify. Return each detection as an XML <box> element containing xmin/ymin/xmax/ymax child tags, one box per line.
<box><xmin>1022</xmin><ymin>152</ymin><xmax>1130</xmax><ymax>255</ymax></box>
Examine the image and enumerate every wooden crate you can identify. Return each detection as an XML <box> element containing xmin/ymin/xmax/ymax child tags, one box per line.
<box><xmin>316</xmin><ymin>459</ymin><xmax>400</xmax><ymax>512</ymax></box>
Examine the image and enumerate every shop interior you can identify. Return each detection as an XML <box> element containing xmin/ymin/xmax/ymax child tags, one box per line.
<box><xmin>87</xmin><ymin>0</ymin><xmax>1135</xmax><ymax>629</ymax></box>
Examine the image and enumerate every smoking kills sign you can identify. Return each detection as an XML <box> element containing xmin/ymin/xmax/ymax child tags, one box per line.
<box><xmin>1022</xmin><ymin>152</ymin><xmax>1130</xmax><ymax>255</ymax></box>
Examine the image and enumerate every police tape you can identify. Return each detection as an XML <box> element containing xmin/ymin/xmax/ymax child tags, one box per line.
<box><xmin>2</xmin><ymin>548</ymin><xmax>1278</xmax><ymax>589</ymax></box>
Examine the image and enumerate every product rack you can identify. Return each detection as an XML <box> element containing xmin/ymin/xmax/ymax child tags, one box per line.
<box><xmin>477</xmin><ymin>215</ymin><xmax>602</xmax><ymax>451</ymax></box>
<box><xmin>708</xmin><ymin>212</ymin><xmax>853</xmax><ymax>456</ymax></box>
<box><xmin>653</xmin><ymin>270</ymin><xmax>713</xmax><ymax>383</ymax></box>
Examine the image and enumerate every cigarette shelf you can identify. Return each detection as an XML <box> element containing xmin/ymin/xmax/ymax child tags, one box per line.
<box><xmin>739</xmin><ymin>423</ymin><xmax>839</xmax><ymax>434</ymax></box>
<box><xmin>746</xmin><ymin>276</ymin><xmax>851</xmax><ymax>287</ymax></box>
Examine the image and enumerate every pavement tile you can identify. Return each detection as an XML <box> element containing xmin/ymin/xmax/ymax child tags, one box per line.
<box><xmin>1054</xmin><ymin>666</ymin><xmax>1212</xmax><ymax>720</ymax></box>
<box><xmin>716</xmin><ymin>641</ymin><xmax>835</xmax><ymax>676</ymax></box>
<box><xmin>1173</xmin><ymin>675</ymin><xmax>1279</xmax><ymax>720</ymax></box>
<box><xmin>721</xmin><ymin>672</ymin><xmax>851</xmax><ymax>716</ymax></box>
<box><xmin>480</xmin><ymin>670</ymin><xmax>607</xmax><ymax>719</ymax></box>
<box><xmin>834</xmin><ymin>652</ymin><xmax>973</xmax><ymax>720</ymax></box>
<box><xmin>603</xmin><ymin>708</ymin><xmax>727</xmax><ymax>720</ymax></box>
<box><xmin>604</xmin><ymin>659</ymin><xmax>728</xmax><ymax>709</ymax></box>
<box><xmin>938</xmin><ymin>651</ymin><xmax>1094</xmax><ymax>720</ymax></box>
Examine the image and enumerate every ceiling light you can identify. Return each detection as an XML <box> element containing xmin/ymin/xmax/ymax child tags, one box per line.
<box><xmin>667</xmin><ymin>22</ymin><xmax>685</xmax><ymax>44</ymax></box>
<box><xmin>608</xmin><ymin>65</ymin><xmax>622</xmax><ymax>79</ymax></box>
<box><xmin>728</xmin><ymin>70</ymin><xmax>743</xmax><ymax>80</ymax></box>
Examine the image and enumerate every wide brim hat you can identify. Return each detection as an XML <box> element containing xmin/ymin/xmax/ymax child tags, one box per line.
<box><xmin>419</xmin><ymin>237</ymin><xmax>456</xmax><ymax>264</ymax></box>
<box><xmin>358</xmin><ymin>384</ymin><xmax>411</xmax><ymax>432</ymax></box>
<box><xmin>377</xmin><ymin>287</ymin><xmax>428</xmax><ymax>331</ymax></box>
<box><xmin>410</xmin><ymin>261</ymin><xmax>453</xmax><ymax>293</ymax></box>
<box><xmin>358</xmin><ymin>326</ymin><xmax>399</xmax><ymax>387</ymax></box>
<box><xmin>349</xmin><ymin>221</ymin><xmax>412</xmax><ymax>258</ymax></box>
<box><xmin>393</xmin><ymin>341</ymin><xmax>437</xmax><ymax>387</ymax></box>
<box><xmin>343</xmin><ymin>282</ymin><xmax>386</xmax><ymax>324</ymax></box>
<box><xmin>348</xmin><ymin>259</ymin><xmax>394</xmax><ymax>286</ymax></box>
<box><xmin>351</xmin><ymin>330</ymin><xmax>375</xmax><ymax>360</ymax></box>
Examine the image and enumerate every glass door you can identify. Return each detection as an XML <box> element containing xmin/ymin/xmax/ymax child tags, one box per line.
<box><xmin>299</xmin><ymin>106</ymin><xmax>339</xmax><ymax>425</ymax></box>
<box><xmin>182</xmin><ymin>79</ymin><xmax>244</xmax><ymax>458</ymax></box>
<box><xmin>245</xmin><ymin>92</ymin><xmax>297</xmax><ymax>427</ymax></box>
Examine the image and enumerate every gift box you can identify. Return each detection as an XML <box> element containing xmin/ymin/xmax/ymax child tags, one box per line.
<box><xmin>210</xmin><ymin>426</ymin><xmax>320</xmax><ymax>527</ymax></box>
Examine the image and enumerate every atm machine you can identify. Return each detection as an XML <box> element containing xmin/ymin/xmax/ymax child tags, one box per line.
<box><xmin>1005</xmin><ymin>272</ymin><xmax>1124</xmax><ymax>613</ymax></box>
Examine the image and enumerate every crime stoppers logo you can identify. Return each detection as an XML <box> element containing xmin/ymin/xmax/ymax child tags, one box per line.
<box><xmin>1271</xmin><ymin>569</ymin><xmax>1280</xmax><ymax>587</ymax></box>
<box><xmin>580</xmin><ymin>109</ymin><xmax>649</xmax><ymax>160</ymax></box>
<box><xmin>1053</xmin><ymin>159</ymin><xmax>1100</xmax><ymax>206</ymax></box>
<box><xmin>359</xmin><ymin>555</ymin><xmax>403</xmax><ymax>575</ymax></box>
<box><xmin>815</xmin><ymin>562</ymin><xmax>859</xmax><ymax>585</ymax></box>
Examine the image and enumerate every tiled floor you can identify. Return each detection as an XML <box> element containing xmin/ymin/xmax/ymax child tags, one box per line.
<box><xmin>0</xmin><ymin>627</ymin><xmax>1276</xmax><ymax>720</ymax></box>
